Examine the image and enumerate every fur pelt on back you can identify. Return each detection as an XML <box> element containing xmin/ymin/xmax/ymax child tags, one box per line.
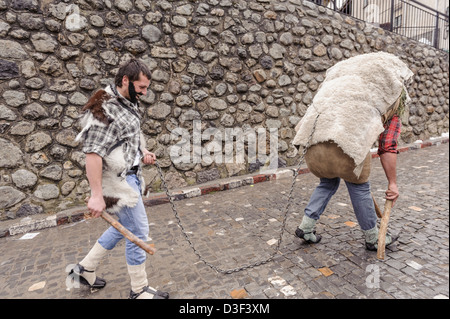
<box><xmin>292</xmin><ymin>52</ymin><xmax>413</xmax><ymax>177</ymax></box>
<box><xmin>76</xmin><ymin>87</ymin><xmax>146</xmax><ymax>213</ymax></box>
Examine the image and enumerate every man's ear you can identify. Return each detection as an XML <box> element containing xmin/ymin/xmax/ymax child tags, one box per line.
<box><xmin>122</xmin><ymin>75</ymin><xmax>129</xmax><ymax>87</ymax></box>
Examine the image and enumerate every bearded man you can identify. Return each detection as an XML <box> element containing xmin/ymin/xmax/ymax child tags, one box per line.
<box><xmin>70</xmin><ymin>59</ymin><xmax>169</xmax><ymax>299</ymax></box>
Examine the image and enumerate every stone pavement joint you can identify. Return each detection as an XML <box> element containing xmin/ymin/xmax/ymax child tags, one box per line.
<box><xmin>0</xmin><ymin>137</ymin><xmax>448</xmax><ymax>299</ymax></box>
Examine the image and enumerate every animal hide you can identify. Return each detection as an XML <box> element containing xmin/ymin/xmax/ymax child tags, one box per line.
<box><xmin>292</xmin><ymin>52</ymin><xmax>413</xmax><ymax>177</ymax></box>
<box><xmin>101</xmin><ymin>141</ymin><xmax>140</xmax><ymax>213</ymax></box>
<box><xmin>305</xmin><ymin>142</ymin><xmax>371</xmax><ymax>184</ymax></box>
<box><xmin>76</xmin><ymin>89</ymin><xmax>111</xmax><ymax>139</ymax></box>
<box><xmin>76</xmin><ymin>87</ymin><xmax>146</xmax><ymax>213</ymax></box>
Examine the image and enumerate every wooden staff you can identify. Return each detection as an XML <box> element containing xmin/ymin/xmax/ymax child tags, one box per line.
<box><xmin>377</xmin><ymin>199</ymin><xmax>393</xmax><ymax>260</ymax></box>
<box><xmin>371</xmin><ymin>193</ymin><xmax>383</xmax><ymax>218</ymax></box>
<box><xmin>100</xmin><ymin>211</ymin><xmax>156</xmax><ymax>255</ymax></box>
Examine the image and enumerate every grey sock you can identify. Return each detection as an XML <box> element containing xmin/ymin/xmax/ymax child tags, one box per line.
<box><xmin>363</xmin><ymin>226</ymin><xmax>392</xmax><ymax>248</ymax></box>
<box><xmin>299</xmin><ymin>215</ymin><xmax>319</xmax><ymax>242</ymax></box>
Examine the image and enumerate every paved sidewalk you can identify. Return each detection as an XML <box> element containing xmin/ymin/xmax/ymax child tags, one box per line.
<box><xmin>0</xmin><ymin>141</ymin><xmax>448</xmax><ymax>299</ymax></box>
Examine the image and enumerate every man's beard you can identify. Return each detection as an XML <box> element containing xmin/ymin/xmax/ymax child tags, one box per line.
<box><xmin>128</xmin><ymin>82</ymin><xmax>143</xmax><ymax>104</ymax></box>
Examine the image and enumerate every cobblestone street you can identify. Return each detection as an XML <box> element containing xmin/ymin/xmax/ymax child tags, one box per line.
<box><xmin>0</xmin><ymin>142</ymin><xmax>448</xmax><ymax>300</ymax></box>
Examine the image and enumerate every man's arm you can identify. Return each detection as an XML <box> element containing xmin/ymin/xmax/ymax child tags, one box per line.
<box><xmin>378</xmin><ymin>115</ymin><xmax>401</xmax><ymax>206</ymax></box>
<box><xmin>379</xmin><ymin>152</ymin><xmax>399</xmax><ymax>204</ymax></box>
<box><xmin>85</xmin><ymin>152</ymin><xmax>106</xmax><ymax>218</ymax></box>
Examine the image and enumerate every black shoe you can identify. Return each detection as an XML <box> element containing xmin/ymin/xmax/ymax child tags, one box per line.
<box><xmin>295</xmin><ymin>228</ymin><xmax>322</xmax><ymax>244</ymax></box>
<box><xmin>68</xmin><ymin>264</ymin><xmax>107</xmax><ymax>289</ymax></box>
<box><xmin>129</xmin><ymin>286</ymin><xmax>170</xmax><ymax>299</ymax></box>
<box><xmin>365</xmin><ymin>234</ymin><xmax>399</xmax><ymax>251</ymax></box>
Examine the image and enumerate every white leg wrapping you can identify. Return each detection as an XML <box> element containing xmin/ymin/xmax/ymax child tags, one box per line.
<box><xmin>79</xmin><ymin>241</ymin><xmax>108</xmax><ymax>285</ymax></box>
<box><xmin>128</xmin><ymin>263</ymin><xmax>152</xmax><ymax>298</ymax></box>
<box><xmin>127</xmin><ymin>263</ymin><xmax>169</xmax><ymax>299</ymax></box>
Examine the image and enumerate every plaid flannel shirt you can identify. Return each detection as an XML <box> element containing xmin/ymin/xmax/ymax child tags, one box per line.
<box><xmin>82</xmin><ymin>85</ymin><xmax>143</xmax><ymax>184</ymax></box>
<box><xmin>377</xmin><ymin>114</ymin><xmax>401</xmax><ymax>156</ymax></box>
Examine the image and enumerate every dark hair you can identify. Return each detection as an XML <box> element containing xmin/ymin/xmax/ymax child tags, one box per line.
<box><xmin>114</xmin><ymin>59</ymin><xmax>151</xmax><ymax>87</ymax></box>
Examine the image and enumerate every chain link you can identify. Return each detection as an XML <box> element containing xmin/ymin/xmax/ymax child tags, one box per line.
<box><xmin>155</xmin><ymin>115</ymin><xmax>320</xmax><ymax>274</ymax></box>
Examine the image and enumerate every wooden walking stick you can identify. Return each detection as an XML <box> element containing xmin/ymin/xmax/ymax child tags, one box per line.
<box><xmin>82</xmin><ymin>196</ymin><xmax>155</xmax><ymax>255</ymax></box>
<box><xmin>371</xmin><ymin>193</ymin><xmax>383</xmax><ymax>218</ymax></box>
<box><xmin>100</xmin><ymin>211</ymin><xmax>156</xmax><ymax>255</ymax></box>
<box><xmin>377</xmin><ymin>199</ymin><xmax>393</xmax><ymax>260</ymax></box>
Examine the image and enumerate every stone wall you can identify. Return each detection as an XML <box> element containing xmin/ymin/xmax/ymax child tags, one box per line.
<box><xmin>0</xmin><ymin>0</ymin><xmax>448</xmax><ymax>221</ymax></box>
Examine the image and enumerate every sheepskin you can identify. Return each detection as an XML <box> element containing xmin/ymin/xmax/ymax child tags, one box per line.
<box><xmin>101</xmin><ymin>140</ymin><xmax>140</xmax><ymax>213</ymax></box>
<box><xmin>76</xmin><ymin>87</ymin><xmax>146</xmax><ymax>213</ymax></box>
<box><xmin>292</xmin><ymin>52</ymin><xmax>413</xmax><ymax>177</ymax></box>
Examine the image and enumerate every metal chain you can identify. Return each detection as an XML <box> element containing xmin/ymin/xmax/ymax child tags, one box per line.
<box><xmin>155</xmin><ymin>114</ymin><xmax>320</xmax><ymax>274</ymax></box>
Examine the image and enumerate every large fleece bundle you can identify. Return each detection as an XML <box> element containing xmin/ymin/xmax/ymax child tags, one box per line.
<box><xmin>292</xmin><ymin>52</ymin><xmax>413</xmax><ymax>181</ymax></box>
<box><xmin>76</xmin><ymin>87</ymin><xmax>145</xmax><ymax>213</ymax></box>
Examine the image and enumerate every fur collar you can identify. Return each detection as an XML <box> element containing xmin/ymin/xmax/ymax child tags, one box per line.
<box><xmin>81</xmin><ymin>89</ymin><xmax>112</xmax><ymax>126</ymax></box>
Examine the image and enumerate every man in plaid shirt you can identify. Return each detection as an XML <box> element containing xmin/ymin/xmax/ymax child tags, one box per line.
<box><xmin>295</xmin><ymin>102</ymin><xmax>402</xmax><ymax>251</ymax></box>
<box><xmin>69</xmin><ymin>59</ymin><xmax>169</xmax><ymax>299</ymax></box>
<box><xmin>377</xmin><ymin>114</ymin><xmax>402</xmax><ymax>205</ymax></box>
<box><xmin>295</xmin><ymin>105</ymin><xmax>404</xmax><ymax>251</ymax></box>
<box><xmin>291</xmin><ymin>52</ymin><xmax>415</xmax><ymax>254</ymax></box>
